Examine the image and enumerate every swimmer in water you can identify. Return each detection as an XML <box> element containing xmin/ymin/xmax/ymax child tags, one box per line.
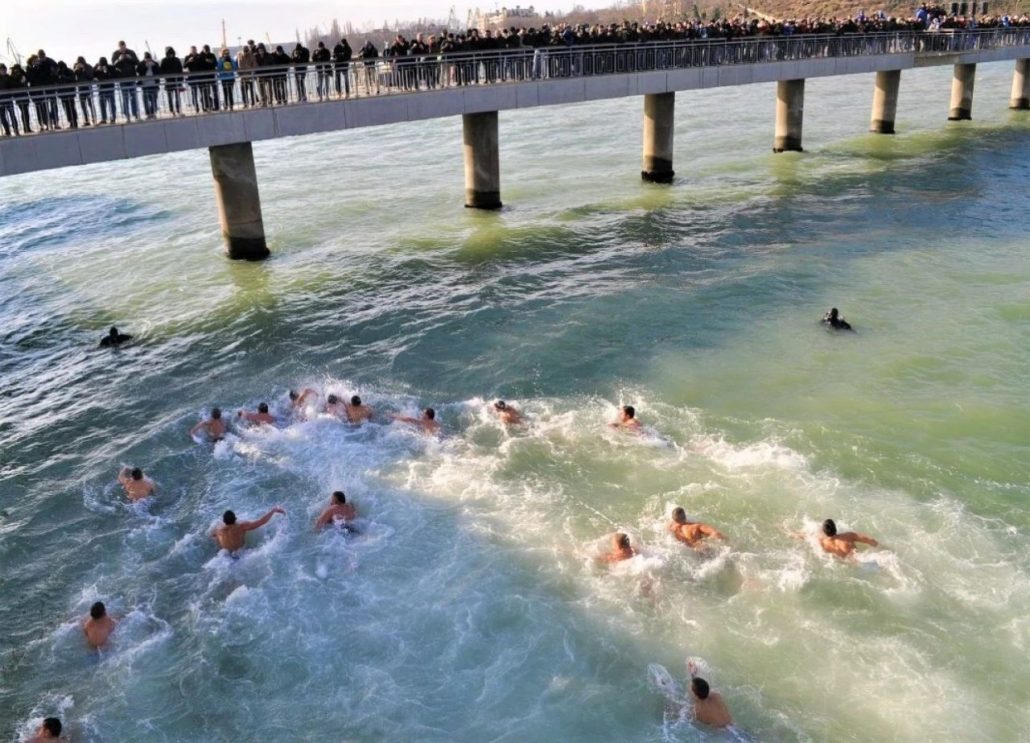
<box><xmin>688</xmin><ymin>661</ymin><xmax>733</xmax><ymax>728</ymax></box>
<box><xmin>314</xmin><ymin>490</ymin><xmax>358</xmax><ymax>531</ymax></box>
<box><xmin>391</xmin><ymin>407</ymin><xmax>440</xmax><ymax>434</ymax></box>
<box><xmin>325</xmin><ymin>394</ymin><xmax>347</xmax><ymax>419</ymax></box>
<box><xmin>492</xmin><ymin>400</ymin><xmax>523</xmax><ymax>425</ymax></box>
<box><xmin>344</xmin><ymin>395</ymin><xmax>374</xmax><ymax>424</ymax></box>
<box><xmin>212</xmin><ymin>506</ymin><xmax>286</xmax><ymax>553</ymax></box>
<box><xmin>821</xmin><ymin>307</ymin><xmax>853</xmax><ymax>331</ymax></box>
<box><xmin>668</xmin><ymin>507</ymin><xmax>726</xmax><ymax>550</ymax></box>
<box><xmin>238</xmin><ymin>402</ymin><xmax>275</xmax><ymax>426</ymax></box>
<box><xmin>610</xmin><ymin>404</ymin><xmax>642</xmax><ymax>431</ymax></box>
<box><xmin>99</xmin><ymin>326</ymin><xmax>132</xmax><ymax>348</ymax></box>
<box><xmin>818</xmin><ymin>518</ymin><xmax>878</xmax><ymax>559</ymax></box>
<box><xmin>189</xmin><ymin>408</ymin><xmax>226</xmax><ymax>442</ymax></box>
<box><xmin>117</xmin><ymin>466</ymin><xmax>156</xmax><ymax>502</ymax></box>
<box><xmin>601</xmin><ymin>532</ymin><xmax>637</xmax><ymax>563</ymax></box>
<box><xmin>27</xmin><ymin>717</ymin><xmax>63</xmax><ymax>741</ymax></box>
<box><xmin>83</xmin><ymin>601</ymin><xmax>118</xmax><ymax>650</ymax></box>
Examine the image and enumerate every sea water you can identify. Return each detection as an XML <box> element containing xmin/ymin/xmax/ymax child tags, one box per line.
<box><xmin>1</xmin><ymin>62</ymin><xmax>1028</xmax><ymax>741</ymax></box>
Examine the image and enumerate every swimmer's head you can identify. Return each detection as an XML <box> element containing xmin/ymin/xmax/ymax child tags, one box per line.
<box><xmin>332</xmin><ymin>490</ymin><xmax>346</xmax><ymax>504</ymax></box>
<box><xmin>822</xmin><ymin>519</ymin><xmax>837</xmax><ymax>537</ymax></box>
<box><xmin>130</xmin><ymin>467</ymin><xmax>143</xmax><ymax>480</ymax></box>
<box><xmin>223</xmin><ymin>510</ymin><xmax>237</xmax><ymax>525</ymax></box>
<box><xmin>829</xmin><ymin>307</ymin><xmax>839</xmax><ymax>319</ymax></box>
<box><xmin>690</xmin><ymin>677</ymin><xmax>710</xmax><ymax>700</ymax></box>
<box><xmin>351</xmin><ymin>395</ymin><xmax>362</xmax><ymax>406</ymax></box>
<box><xmin>614</xmin><ymin>532</ymin><xmax>630</xmax><ymax>550</ymax></box>
<box><xmin>108</xmin><ymin>327</ymin><xmax>119</xmax><ymax>337</ymax></box>
<box><xmin>327</xmin><ymin>394</ymin><xmax>339</xmax><ymax>405</ymax></box>
<box><xmin>495</xmin><ymin>400</ymin><xmax>507</xmax><ymax>410</ymax></box>
<box><xmin>40</xmin><ymin>718</ymin><xmax>62</xmax><ymax>737</ymax></box>
<box><xmin>258</xmin><ymin>403</ymin><xmax>269</xmax><ymax>414</ymax></box>
<box><xmin>90</xmin><ymin>601</ymin><xmax>106</xmax><ymax>619</ymax></box>
<box><xmin>289</xmin><ymin>390</ymin><xmax>298</xmax><ymax>401</ymax></box>
<box><xmin>671</xmin><ymin>507</ymin><xmax>686</xmax><ymax>523</ymax></box>
<box><xmin>211</xmin><ymin>408</ymin><xmax>222</xmax><ymax>420</ymax></box>
<box><xmin>621</xmin><ymin>405</ymin><xmax>635</xmax><ymax>420</ymax></box>
<box><xmin>424</xmin><ymin>408</ymin><xmax>436</xmax><ymax>420</ymax></box>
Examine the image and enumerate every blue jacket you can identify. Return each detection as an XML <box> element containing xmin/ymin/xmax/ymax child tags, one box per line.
<box><xmin>215</xmin><ymin>57</ymin><xmax>237</xmax><ymax>81</ymax></box>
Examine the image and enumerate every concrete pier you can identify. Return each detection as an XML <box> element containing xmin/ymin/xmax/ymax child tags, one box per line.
<box><xmin>773</xmin><ymin>79</ymin><xmax>805</xmax><ymax>152</ymax></box>
<box><xmin>641</xmin><ymin>93</ymin><xmax>675</xmax><ymax>183</ymax></box>
<box><xmin>948</xmin><ymin>63</ymin><xmax>976</xmax><ymax>120</ymax></box>
<box><xmin>463</xmin><ymin>111</ymin><xmax>502</xmax><ymax>209</ymax></box>
<box><xmin>870</xmin><ymin>70</ymin><xmax>902</xmax><ymax>134</ymax></box>
<box><xmin>209</xmin><ymin>142</ymin><xmax>269</xmax><ymax>260</ymax></box>
<box><xmin>1011</xmin><ymin>59</ymin><xmax>1030</xmax><ymax>109</ymax></box>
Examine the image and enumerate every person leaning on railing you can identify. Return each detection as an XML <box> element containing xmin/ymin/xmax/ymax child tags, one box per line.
<box><xmin>73</xmin><ymin>56</ymin><xmax>96</xmax><ymax>127</ymax></box>
<box><xmin>0</xmin><ymin>64</ymin><xmax>21</xmax><ymax>137</ymax></box>
<box><xmin>236</xmin><ymin>44</ymin><xmax>257</xmax><ymax>108</ymax></box>
<box><xmin>55</xmin><ymin>60</ymin><xmax>79</xmax><ymax>128</ymax></box>
<box><xmin>215</xmin><ymin>48</ymin><xmax>238</xmax><ymax>111</ymax></box>
<box><xmin>312</xmin><ymin>41</ymin><xmax>331</xmax><ymax>100</ymax></box>
<box><xmin>159</xmin><ymin>47</ymin><xmax>184</xmax><ymax>116</ymax></box>
<box><xmin>137</xmin><ymin>52</ymin><xmax>161</xmax><ymax>119</ymax></box>
<box><xmin>273</xmin><ymin>46</ymin><xmax>291</xmax><ymax>105</ymax></box>
<box><xmin>291</xmin><ymin>42</ymin><xmax>310</xmax><ymax>102</ymax></box>
<box><xmin>254</xmin><ymin>43</ymin><xmax>274</xmax><ymax>107</ymax></box>
<box><xmin>93</xmin><ymin>57</ymin><xmax>116</xmax><ymax>124</ymax></box>
<box><xmin>25</xmin><ymin>51</ymin><xmax>58</xmax><ymax>131</ymax></box>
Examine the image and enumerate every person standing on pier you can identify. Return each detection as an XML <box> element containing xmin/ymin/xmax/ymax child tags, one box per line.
<box><xmin>291</xmin><ymin>42</ymin><xmax>310</xmax><ymax>101</ymax></box>
<box><xmin>333</xmin><ymin>38</ymin><xmax>352</xmax><ymax>98</ymax></box>
<box><xmin>111</xmin><ymin>41</ymin><xmax>140</xmax><ymax>121</ymax></box>
<box><xmin>159</xmin><ymin>47</ymin><xmax>183</xmax><ymax>116</ymax></box>
<box><xmin>216</xmin><ymin>48</ymin><xmax>238</xmax><ymax>111</ymax></box>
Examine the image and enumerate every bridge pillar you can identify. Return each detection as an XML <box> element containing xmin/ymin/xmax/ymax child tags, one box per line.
<box><xmin>773</xmin><ymin>79</ymin><xmax>805</xmax><ymax>152</ymax></box>
<box><xmin>641</xmin><ymin>92</ymin><xmax>675</xmax><ymax>183</ymax></box>
<box><xmin>1011</xmin><ymin>59</ymin><xmax>1030</xmax><ymax>110</ymax></box>
<box><xmin>209</xmin><ymin>142</ymin><xmax>269</xmax><ymax>260</ymax></box>
<box><xmin>948</xmin><ymin>63</ymin><xmax>976</xmax><ymax>121</ymax></box>
<box><xmin>463</xmin><ymin>111</ymin><xmax>502</xmax><ymax>209</ymax></box>
<box><xmin>870</xmin><ymin>70</ymin><xmax>901</xmax><ymax>134</ymax></box>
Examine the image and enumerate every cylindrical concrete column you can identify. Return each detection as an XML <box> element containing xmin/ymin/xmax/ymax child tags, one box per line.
<box><xmin>463</xmin><ymin>111</ymin><xmax>502</xmax><ymax>209</ymax></box>
<box><xmin>1011</xmin><ymin>59</ymin><xmax>1029</xmax><ymax>110</ymax></box>
<box><xmin>209</xmin><ymin>142</ymin><xmax>269</xmax><ymax>260</ymax></box>
<box><xmin>948</xmin><ymin>63</ymin><xmax>976</xmax><ymax>121</ymax></box>
<box><xmin>773</xmin><ymin>79</ymin><xmax>805</xmax><ymax>152</ymax></box>
<box><xmin>641</xmin><ymin>92</ymin><xmax>675</xmax><ymax>183</ymax></box>
<box><xmin>870</xmin><ymin>70</ymin><xmax>901</xmax><ymax>134</ymax></box>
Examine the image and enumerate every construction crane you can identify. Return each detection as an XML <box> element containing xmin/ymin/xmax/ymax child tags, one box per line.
<box><xmin>5</xmin><ymin>38</ymin><xmax>23</xmax><ymax>66</ymax></box>
<box><xmin>222</xmin><ymin>19</ymin><xmax>228</xmax><ymax>50</ymax></box>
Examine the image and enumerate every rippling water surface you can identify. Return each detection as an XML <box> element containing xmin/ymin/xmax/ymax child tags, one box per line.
<box><xmin>2</xmin><ymin>62</ymin><xmax>1029</xmax><ymax>742</ymax></box>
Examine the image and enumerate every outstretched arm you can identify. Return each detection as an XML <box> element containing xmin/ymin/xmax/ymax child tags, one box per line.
<box><xmin>189</xmin><ymin>420</ymin><xmax>206</xmax><ymax>438</ymax></box>
<box><xmin>241</xmin><ymin>506</ymin><xmax>286</xmax><ymax>532</ymax></box>
<box><xmin>391</xmin><ymin>414</ymin><xmax>419</xmax><ymax>425</ymax></box>
<box><xmin>296</xmin><ymin>388</ymin><xmax>316</xmax><ymax>406</ymax></box>
<box><xmin>701</xmin><ymin>524</ymin><xmax>727</xmax><ymax>541</ymax></box>
<box><xmin>314</xmin><ymin>507</ymin><xmax>333</xmax><ymax>531</ymax></box>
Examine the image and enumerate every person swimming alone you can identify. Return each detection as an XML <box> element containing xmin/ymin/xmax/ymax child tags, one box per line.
<box><xmin>212</xmin><ymin>507</ymin><xmax>286</xmax><ymax>553</ymax></box>
<box><xmin>314</xmin><ymin>490</ymin><xmax>358</xmax><ymax>532</ymax></box>
<box><xmin>27</xmin><ymin>717</ymin><xmax>63</xmax><ymax>741</ymax></box>
<box><xmin>818</xmin><ymin>518</ymin><xmax>879</xmax><ymax>559</ymax></box>
<box><xmin>238</xmin><ymin>402</ymin><xmax>275</xmax><ymax>425</ymax></box>
<box><xmin>82</xmin><ymin>601</ymin><xmax>118</xmax><ymax>650</ymax></box>
<box><xmin>99</xmin><ymin>326</ymin><xmax>132</xmax><ymax>347</ymax></box>
<box><xmin>492</xmin><ymin>400</ymin><xmax>523</xmax><ymax>425</ymax></box>
<box><xmin>190</xmin><ymin>407</ymin><xmax>226</xmax><ymax>442</ymax></box>
<box><xmin>391</xmin><ymin>407</ymin><xmax>440</xmax><ymax>434</ymax></box>
<box><xmin>687</xmin><ymin>661</ymin><xmax>734</xmax><ymax>729</ymax></box>
<box><xmin>117</xmin><ymin>466</ymin><xmax>156</xmax><ymax>502</ymax></box>
<box><xmin>610</xmin><ymin>405</ymin><xmax>642</xmax><ymax>431</ymax></box>
<box><xmin>822</xmin><ymin>307</ymin><xmax>853</xmax><ymax>331</ymax></box>
<box><xmin>668</xmin><ymin>507</ymin><xmax>726</xmax><ymax>550</ymax></box>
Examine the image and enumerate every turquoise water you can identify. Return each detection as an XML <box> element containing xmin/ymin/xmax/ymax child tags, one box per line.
<box><xmin>1</xmin><ymin>61</ymin><xmax>1028</xmax><ymax>742</ymax></box>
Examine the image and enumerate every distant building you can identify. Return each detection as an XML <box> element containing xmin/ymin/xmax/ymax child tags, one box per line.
<box><xmin>468</xmin><ymin>5</ymin><xmax>542</xmax><ymax>32</ymax></box>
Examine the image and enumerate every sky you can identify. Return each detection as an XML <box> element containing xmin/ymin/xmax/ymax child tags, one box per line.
<box><xmin>2</xmin><ymin>0</ymin><xmax>575</xmax><ymax>64</ymax></box>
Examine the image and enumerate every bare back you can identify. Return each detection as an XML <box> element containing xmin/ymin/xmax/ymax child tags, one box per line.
<box><xmin>84</xmin><ymin>615</ymin><xmax>117</xmax><ymax>649</ymax></box>
<box><xmin>694</xmin><ymin>691</ymin><xmax>733</xmax><ymax>728</ymax></box>
<box><xmin>214</xmin><ymin>524</ymin><xmax>246</xmax><ymax>552</ymax></box>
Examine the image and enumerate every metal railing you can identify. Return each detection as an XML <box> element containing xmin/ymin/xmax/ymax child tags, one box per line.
<box><xmin>1</xmin><ymin>28</ymin><xmax>1029</xmax><ymax>138</ymax></box>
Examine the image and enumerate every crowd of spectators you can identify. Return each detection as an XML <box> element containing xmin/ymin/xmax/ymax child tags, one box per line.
<box><xmin>1</xmin><ymin>8</ymin><xmax>1028</xmax><ymax>137</ymax></box>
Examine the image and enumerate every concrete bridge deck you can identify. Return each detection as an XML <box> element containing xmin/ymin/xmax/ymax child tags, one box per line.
<box><xmin>2</xmin><ymin>30</ymin><xmax>1028</xmax><ymax>178</ymax></box>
